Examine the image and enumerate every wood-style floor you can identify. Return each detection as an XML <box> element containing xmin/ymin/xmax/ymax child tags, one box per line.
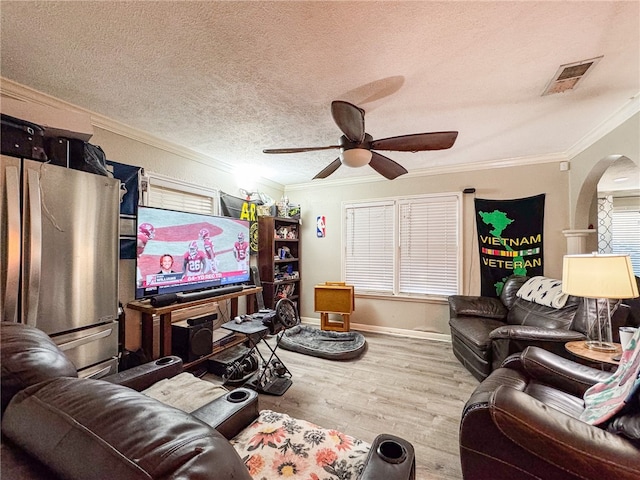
<box><xmin>206</xmin><ymin>330</ymin><xmax>478</xmax><ymax>480</ymax></box>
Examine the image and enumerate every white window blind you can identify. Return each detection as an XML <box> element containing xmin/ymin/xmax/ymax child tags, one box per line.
<box><xmin>144</xmin><ymin>172</ymin><xmax>218</xmax><ymax>216</ymax></box>
<box><xmin>611</xmin><ymin>209</ymin><xmax>640</xmax><ymax>275</ymax></box>
<box><xmin>399</xmin><ymin>196</ymin><xmax>459</xmax><ymax>295</ymax></box>
<box><xmin>344</xmin><ymin>193</ymin><xmax>460</xmax><ymax>297</ymax></box>
<box><xmin>345</xmin><ymin>202</ymin><xmax>395</xmax><ymax>292</ymax></box>
<box><xmin>148</xmin><ymin>185</ymin><xmax>215</xmax><ymax>215</ymax></box>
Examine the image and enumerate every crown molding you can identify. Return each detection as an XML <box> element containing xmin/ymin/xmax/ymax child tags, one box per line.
<box><xmin>567</xmin><ymin>93</ymin><xmax>640</xmax><ymax>159</ymax></box>
<box><xmin>285</xmin><ymin>152</ymin><xmax>569</xmax><ymax>192</ymax></box>
<box><xmin>0</xmin><ymin>77</ymin><xmax>284</xmax><ymax>191</ymax></box>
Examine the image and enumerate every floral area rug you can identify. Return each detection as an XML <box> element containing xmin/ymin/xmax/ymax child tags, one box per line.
<box><xmin>231</xmin><ymin>410</ymin><xmax>371</xmax><ymax>479</ymax></box>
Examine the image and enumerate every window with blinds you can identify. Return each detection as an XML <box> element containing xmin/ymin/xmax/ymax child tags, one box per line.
<box><xmin>345</xmin><ymin>201</ymin><xmax>395</xmax><ymax>293</ymax></box>
<box><xmin>344</xmin><ymin>193</ymin><xmax>461</xmax><ymax>297</ymax></box>
<box><xmin>144</xmin><ymin>172</ymin><xmax>218</xmax><ymax>216</ymax></box>
<box><xmin>611</xmin><ymin>208</ymin><xmax>640</xmax><ymax>275</ymax></box>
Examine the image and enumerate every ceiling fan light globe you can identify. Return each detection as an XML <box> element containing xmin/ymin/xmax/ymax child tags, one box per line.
<box><xmin>340</xmin><ymin>148</ymin><xmax>372</xmax><ymax>168</ymax></box>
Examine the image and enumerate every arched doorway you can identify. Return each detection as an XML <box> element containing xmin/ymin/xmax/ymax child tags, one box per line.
<box><xmin>597</xmin><ymin>156</ymin><xmax>640</xmax><ymax>274</ymax></box>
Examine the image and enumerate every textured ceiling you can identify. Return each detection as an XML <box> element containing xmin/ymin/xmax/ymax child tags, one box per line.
<box><xmin>1</xmin><ymin>1</ymin><xmax>639</xmax><ymax>187</ymax></box>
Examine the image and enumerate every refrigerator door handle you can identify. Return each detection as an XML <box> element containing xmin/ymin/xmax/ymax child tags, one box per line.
<box><xmin>24</xmin><ymin>168</ymin><xmax>42</xmax><ymax>327</ymax></box>
<box><xmin>3</xmin><ymin>165</ymin><xmax>21</xmax><ymax>323</ymax></box>
<box><xmin>56</xmin><ymin>327</ymin><xmax>114</xmax><ymax>351</ymax></box>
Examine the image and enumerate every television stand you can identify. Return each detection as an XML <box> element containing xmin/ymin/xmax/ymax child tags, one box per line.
<box><xmin>127</xmin><ymin>286</ymin><xmax>262</xmax><ymax>361</ymax></box>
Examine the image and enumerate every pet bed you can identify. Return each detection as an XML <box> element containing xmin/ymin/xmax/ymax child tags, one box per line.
<box><xmin>279</xmin><ymin>325</ymin><xmax>367</xmax><ymax>360</ymax></box>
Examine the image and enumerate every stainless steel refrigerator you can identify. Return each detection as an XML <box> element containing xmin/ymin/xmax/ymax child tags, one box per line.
<box><xmin>1</xmin><ymin>155</ymin><xmax>120</xmax><ymax>378</ymax></box>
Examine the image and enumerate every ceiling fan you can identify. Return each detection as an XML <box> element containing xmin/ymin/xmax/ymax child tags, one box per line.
<box><xmin>263</xmin><ymin>100</ymin><xmax>458</xmax><ymax>180</ymax></box>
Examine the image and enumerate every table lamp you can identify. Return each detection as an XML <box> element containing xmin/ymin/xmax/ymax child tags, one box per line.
<box><xmin>562</xmin><ymin>253</ymin><xmax>638</xmax><ymax>352</ymax></box>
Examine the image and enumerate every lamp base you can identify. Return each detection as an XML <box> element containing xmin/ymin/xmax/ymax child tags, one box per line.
<box><xmin>585</xmin><ymin>340</ymin><xmax>618</xmax><ymax>352</ymax></box>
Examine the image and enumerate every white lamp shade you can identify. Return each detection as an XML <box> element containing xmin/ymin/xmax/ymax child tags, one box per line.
<box><xmin>562</xmin><ymin>254</ymin><xmax>639</xmax><ymax>299</ymax></box>
<box><xmin>340</xmin><ymin>148</ymin><xmax>372</xmax><ymax>168</ymax></box>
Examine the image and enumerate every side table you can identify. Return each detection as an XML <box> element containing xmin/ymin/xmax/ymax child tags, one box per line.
<box><xmin>565</xmin><ymin>340</ymin><xmax>622</xmax><ymax>366</ymax></box>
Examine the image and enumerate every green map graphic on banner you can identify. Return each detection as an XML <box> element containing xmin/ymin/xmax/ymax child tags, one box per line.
<box><xmin>475</xmin><ymin>194</ymin><xmax>545</xmax><ymax>297</ymax></box>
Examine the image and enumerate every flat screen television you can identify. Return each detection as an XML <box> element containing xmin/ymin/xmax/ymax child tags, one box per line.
<box><xmin>135</xmin><ymin>206</ymin><xmax>251</xmax><ymax>300</ymax></box>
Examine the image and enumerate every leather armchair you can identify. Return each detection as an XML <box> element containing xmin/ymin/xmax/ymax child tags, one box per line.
<box><xmin>459</xmin><ymin>346</ymin><xmax>640</xmax><ymax>479</ymax></box>
<box><xmin>449</xmin><ymin>275</ymin><xmax>631</xmax><ymax>381</ymax></box>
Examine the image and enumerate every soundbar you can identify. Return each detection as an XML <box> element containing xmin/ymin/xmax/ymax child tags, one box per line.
<box><xmin>176</xmin><ymin>285</ymin><xmax>244</xmax><ymax>303</ymax></box>
<box><xmin>150</xmin><ymin>293</ymin><xmax>178</xmax><ymax>307</ymax></box>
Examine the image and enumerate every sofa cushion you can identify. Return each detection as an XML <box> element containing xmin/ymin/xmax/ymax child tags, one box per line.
<box><xmin>506</xmin><ymin>297</ymin><xmax>579</xmax><ymax>329</ymax></box>
<box><xmin>604</xmin><ymin>382</ymin><xmax>640</xmax><ymax>446</ymax></box>
<box><xmin>2</xmin><ymin>377</ymin><xmax>252</xmax><ymax>480</ymax></box>
<box><xmin>0</xmin><ymin>322</ymin><xmax>77</xmax><ymax>416</ymax></box>
<box><xmin>499</xmin><ymin>275</ymin><xmax>529</xmax><ymax>309</ymax></box>
<box><xmin>231</xmin><ymin>410</ymin><xmax>370</xmax><ymax>479</ymax></box>
<box><xmin>449</xmin><ymin>317</ymin><xmax>505</xmax><ymax>351</ymax></box>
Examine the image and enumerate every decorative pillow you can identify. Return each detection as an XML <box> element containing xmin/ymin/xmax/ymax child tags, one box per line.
<box><xmin>516</xmin><ymin>276</ymin><xmax>569</xmax><ymax>309</ymax></box>
<box><xmin>231</xmin><ymin>410</ymin><xmax>370</xmax><ymax>479</ymax></box>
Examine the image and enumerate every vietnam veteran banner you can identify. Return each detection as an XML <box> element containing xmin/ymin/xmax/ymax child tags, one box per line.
<box><xmin>220</xmin><ymin>192</ymin><xmax>259</xmax><ymax>255</ymax></box>
<box><xmin>475</xmin><ymin>194</ymin><xmax>545</xmax><ymax>297</ymax></box>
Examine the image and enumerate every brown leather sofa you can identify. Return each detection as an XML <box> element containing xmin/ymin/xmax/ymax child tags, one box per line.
<box><xmin>459</xmin><ymin>346</ymin><xmax>640</xmax><ymax>479</ymax></box>
<box><xmin>1</xmin><ymin>321</ymin><xmax>415</xmax><ymax>480</ymax></box>
<box><xmin>448</xmin><ymin>275</ymin><xmax>632</xmax><ymax>381</ymax></box>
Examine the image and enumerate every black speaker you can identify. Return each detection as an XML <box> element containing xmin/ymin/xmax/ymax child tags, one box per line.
<box><xmin>171</xmin><ymin>319</ymin><xmax>213</xmax><ymax>363</ymax></box>
<box><xmin>150</xmin><ymin>293</ymin><xmax>178</xmax><ymax>307</ymax></box>
<box><xmin>250</xmin><ymin>266</ymin><xmax>265</xmax><ymax>310</ymax></box>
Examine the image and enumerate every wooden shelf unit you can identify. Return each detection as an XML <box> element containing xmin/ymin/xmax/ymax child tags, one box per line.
<box><xmin>258</xmin><ymin>216</ymin><xmax>301</xmax><ymax>311</ymax></box>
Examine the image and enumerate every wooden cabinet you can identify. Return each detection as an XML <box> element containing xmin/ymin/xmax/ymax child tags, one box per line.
<box><xmin>258</xmin><ymin>216</ymin><xmax>301</xmax><ymax>311</ymax></box>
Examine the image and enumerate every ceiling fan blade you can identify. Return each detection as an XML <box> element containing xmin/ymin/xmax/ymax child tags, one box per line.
<box><xmin>313</xmin><ymin>158</ymin><xmax>342</xmax><ymax>179</ymax></box>
<box><xmin>371</xmin><ymin>131</ymin><xmax>458</xmax><ymax>152</ymax></box>
<box><xmin>263</xmin><ymin>145</ymin><xmax>339</xmax><ymax>154</ymax></box>
<box><xmin>369</xmin><ymin>152</ymin><xmax>408</xmax><ymax>180</ymax></box>
<box><xmin>331</xmin><ymin>100</ymin><xmax>365</xmax><ymax>143</ymax></box>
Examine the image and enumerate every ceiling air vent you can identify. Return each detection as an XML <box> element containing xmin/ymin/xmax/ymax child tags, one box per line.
<box><xmin>542</xmin><ymin>56</ymin><xmax>603</xmax><ymax>96</ymax></box>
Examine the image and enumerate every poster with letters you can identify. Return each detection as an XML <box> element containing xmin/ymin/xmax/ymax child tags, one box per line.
<box><xmin>475</xmin><ymin>194</ymin><xmax>545</xmax><ymax>297</ymax></box>
<box><xmin>220</xmin><ymin>192</ymin><xmax>260</xmax><ymax>255</ymax></box>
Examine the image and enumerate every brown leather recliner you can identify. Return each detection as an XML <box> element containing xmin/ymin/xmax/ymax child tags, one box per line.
<box><xmin>0</xmin><ymin>321</ymin><xmax>258</xmax><ymax>480</ymax></box>
<box><xmin>1</xmin><ymin>322</ymin><xmax>416</xmax><ymax>480</ymax></box>
<box><xmin>448</xmin><ymin>275</ymin><xmax>631</xmax><ymax>381</ymax></box>
<box><xmin>459</xmin><ymin>346</ymin><xmax>640</xmax><ymax>479</ymax></box>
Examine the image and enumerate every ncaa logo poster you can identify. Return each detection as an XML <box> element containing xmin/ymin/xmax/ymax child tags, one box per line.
<box><xmin>317</xmin><ymin>216</ymin><xmax>326</xmax><ymax>238</ymax></box>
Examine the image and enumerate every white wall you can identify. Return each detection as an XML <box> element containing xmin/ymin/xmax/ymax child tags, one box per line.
<box><xmin>569</xmin><ymin>112</ymin><xmax>639</xmax><ymax>236</ymax></box>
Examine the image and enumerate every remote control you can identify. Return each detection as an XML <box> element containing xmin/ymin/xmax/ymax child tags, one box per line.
<box><xmin>234</xmin><ymin>314</ymin><xmax>252</xmax><ymax>324</ymax></box>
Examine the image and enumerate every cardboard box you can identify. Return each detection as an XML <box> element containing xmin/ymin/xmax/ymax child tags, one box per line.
<box><xmin>1</xmin><ymin>97</ymin><xmax>93</xmax><ymax>141</ymax></box>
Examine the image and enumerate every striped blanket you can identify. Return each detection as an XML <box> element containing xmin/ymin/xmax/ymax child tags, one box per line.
<box><xmin>580</xmin><ymin>328</ymin><xmax>640</xmax><ymax>425</ymax></box>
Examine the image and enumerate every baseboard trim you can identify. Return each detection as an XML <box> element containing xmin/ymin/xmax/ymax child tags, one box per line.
<box><xmin>300</xmin><ymin>317</ymin><xmax>451</xmax><ymax>343</ymax></box>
